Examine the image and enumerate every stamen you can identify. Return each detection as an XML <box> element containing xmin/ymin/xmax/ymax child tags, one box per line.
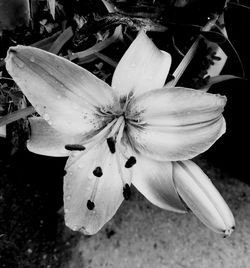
<box><xmin>87</xmin><ymin>168</ymin><xmax>102</xmax><ymax>210</ymax></box>
<box><xmin>125</xmin><ymin>156</ymin><xmax>137</xmax><ymax>168</ymax></box>
<box><xmin>108</xmin><ymin>116</ymin><xmax>124</xmax><ymax>137</ymax></box>
<box><xmin>87</xmin><ymin>200</ymin><xmax>95</xmax><ymax>210</ymax></box>
<box><xmin>65</xmin><ymin>144</ymin><xmax>86</xmax><ymax>151</ymax></box>
<box><xmin>93</xmin><ymin>166</ymin><xmax>103</xmax><ymax>177</ymax></box>
<box><xmin>123</xmin><ymin>183</ymin><xmax>131</xmax><ymax>200</ymax></box>
<box><xmin>106</xmin><ymin>116</ymin><xmax>125</xmax><ymax>154</ymax></box>
<box><xmin>114</xmin><ymin>120</ymin><xmax>133</xmax><ymax>200</ymax></box>
<box><xmin>86</xmin><ymin>144</ymin><xmax>109</xmax><ymax>213</ymax></box>
<box><xmin>65</xmin><ymin>119</ymin><xmax>117</xmax><ymax>169</ymax></box>
<box><xmin>115</xmin><ymin>144</ymin><xmax>132</xmax><ymax>201</ymax></box>
<box><xmin>107</xmin><ymin>137</ymin><xmax>116</xmax><ymax>154</ymax></box>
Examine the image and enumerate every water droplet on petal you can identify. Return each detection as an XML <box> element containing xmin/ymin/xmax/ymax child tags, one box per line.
<box><xmin>43</xmin><ymin>113</ymin><xmax>50</xmax><ymax>121</ymax></box>
<box><xmin>16</xmin><ymin>59</ymin><xmax>25</xmax><ymax>68</ymax></box>
<box><xmin>71</xmin><ymin>225</ymin><xmax>78</xmax><ymax>231</ymax></box>
<box><xmin>65</xmin><ymin>195</ymin><xmax>71</xmax><ymax>200</ymax></box>
<box><xmin>30</xmin><ymin>56</ymin><xmax>35</xmax><ymax>62</ymax></box>
<box><xmin>64</xmin><ymin>208</ymin><xmax>69</xmax><ymax>213</ymax></box>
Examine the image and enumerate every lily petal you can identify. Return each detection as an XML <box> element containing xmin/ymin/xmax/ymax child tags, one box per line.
<box><xmin>5</xmin><ymin>45</ymin><xmax>117</xmax><ymax>135</ymax></box>
<box><xmin>0</xmin><ymin>125</ymin><xmax>6</xmax><ymax>138</ymax></box>
<box><xmin>64</xmin><ymin>141</ymin><xmax>126</xmax><ymax>235</ymax></box>
<box><xmin>132</xmin><ymin>156</ymin><xmax>186</xmax><ymax>213</ymax></box>
<box><xmin>27</xmin><ymin>117</ymin><xmax>80</xmax><ymax>157</ymax></box>
<box><xmin>127</xmin><ymin>87</ymin><xmax>226</xmax><ymax>161</ymax></box>
<box><xmin>112</xmin><ymin>31</ymin><xmax>171</xmax><ymax>97</ymax></box>
<box><xmin>173</xmin><ymin>160</ymin><xmax>235</xmax><ymax>236</ymax></box>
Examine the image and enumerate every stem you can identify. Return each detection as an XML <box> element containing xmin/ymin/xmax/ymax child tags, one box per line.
<box><xmin>166</xmin><ymin>16</ymin><xmax>220</xmax><ymax>87</ymax></box>
<box><xmin>0</xmin><ymin>106</ymin><xmax>35</xmax><ymax>127</ymax></box>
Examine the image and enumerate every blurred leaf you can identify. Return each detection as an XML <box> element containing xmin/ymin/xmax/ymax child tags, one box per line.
<box><xmin>94</xmin><ymin>52</ymin><xmax>117</xmax><ymax>67</ymax></box>
<box><xmin>47</xmin><ymin>0</ymin><xmax>56</xmax><ymax>19</ymax></box>
<box><xmin>205</xmin><ymin>43</ymin><xmax>227</xmax><ymax>77</ymax></box>
<box><xmin>31</xmin><ymin>31</ymin><xmax>61</xmax><ymax>51</ymax></box>
<box><xmin>49</xmin><ymin>27</ymin><xmax>73</xmax><ymax>54</ymax></box>
<box><xmin>0</xmin><ymin>0</ymin><xmax>30</xmax><ymax>32</ymax></box>
<box><xmin>69</xmin><ymin>25</ymin><xmax>123</xmax><ymax>62</ymax></box>
<box><xmin>0</xmin><ymin>106</ymin><xmax>35</xmax><ymax>127</ymax></box>
<box><xmin>200</xmin><ymin>75</ymin><xmax>243</xmax><ymax>91</ymax></box>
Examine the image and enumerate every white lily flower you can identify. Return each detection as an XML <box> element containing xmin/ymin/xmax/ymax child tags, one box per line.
<box><xmin>5</xmin><ymin>31</ymin><xmax>234</xmax><ymax>236</ymax></box>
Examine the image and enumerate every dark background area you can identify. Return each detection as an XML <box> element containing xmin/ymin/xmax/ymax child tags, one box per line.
<box><xmin>1</xmin><ymin>0</ymin><xmax>250</xmax><ymax>267</ymax></box>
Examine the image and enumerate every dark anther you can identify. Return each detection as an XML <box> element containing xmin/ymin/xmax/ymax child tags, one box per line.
<box><xmin>123</xmin><ymin>183</ymin><xmax>131</xmax><ymax>200</ymax></box>
<box><xmin>125</xmin><ymin>156</ymin><xmax>137</xmax><ymax>168</ymax></box>
<box><xmin>65</xmin><ymin>144</ymin><xmax>86</xmax><ymax>151</ymax></box>
<box><xmin>93</xmin><ymin>166</ymin><xmax>103</xmax><ymax>177</ymax></box>
<box><xmin>87</xmin><ymin>200</ymin><xmax>95</xmax><ymax>210</ymax></box>
<box><xmin>107</xmin><ymin>137</ymin><xmax>116</xmax><ymax>154</ymax></box>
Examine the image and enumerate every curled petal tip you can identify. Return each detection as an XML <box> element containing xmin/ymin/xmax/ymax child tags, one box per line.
<box><xmin>223</xmin><ymin>225</ymin><xmax>235</xmax><ymax>238</ymax></box>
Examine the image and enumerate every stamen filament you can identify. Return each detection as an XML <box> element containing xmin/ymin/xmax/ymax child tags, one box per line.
<box><xmin>65</xmin><ymin>119</ymin><xmax>117</xmax><ymax>169</ymax></box>
<box><xmin>107</xmin><ymin>116</ymin><xmax>124</xmax><ymax>138</ymax></box>
<box><xmin>106</xmin><ymin>116</ymin><xmax>125</xmax><ymax>154</ymax></box>
<box><xmin>86</xmin><ymin>144</ymin><xmax>109</xmax><ymax>211</ymax></box>
<box><xmin>115</xmin><ymin>151</ymin><xmax>126</xmax><ymax>185</ymax></box>
<box><xmin>116</xmin><ymin>119</ymin><xmax>125</xmax><ymax>144</ymax></box>
<box><xmin>114</xmin><ymin>148</ymin><xmax>132</xmax><ymax>200</ymax></box>
<box><xmin>89</xmin><ymin>177</ymin><xmax>99</xmax><ymax>207</ymax></box>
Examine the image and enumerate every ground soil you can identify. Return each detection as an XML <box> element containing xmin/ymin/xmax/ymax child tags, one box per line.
<box><xmin>1</xmin><ymin>144</ymin><xmax>250</xmax><ymax>267</ymax></box>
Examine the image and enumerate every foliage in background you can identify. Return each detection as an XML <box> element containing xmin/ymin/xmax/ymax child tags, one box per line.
<box><xmin>1</xmin><ymin>0</ymin><xmax>250</xmax><ymax>266</ymax></box>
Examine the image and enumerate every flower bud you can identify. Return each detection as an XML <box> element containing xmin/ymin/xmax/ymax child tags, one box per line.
<box><xmin>173</xmin><ymin>160</ymin><xmax>235</xmax><ymax>237</ymax></box>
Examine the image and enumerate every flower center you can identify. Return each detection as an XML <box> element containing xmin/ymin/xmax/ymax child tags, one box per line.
<box><xmin>65</xmin><ymin>112</ymin><xmax>137</xmax><ymax>212</ymax></box>
<box><xmin>87</xmin><ymin>115</ymin><xmax>137</xmax><ymax>209</ymax></box>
